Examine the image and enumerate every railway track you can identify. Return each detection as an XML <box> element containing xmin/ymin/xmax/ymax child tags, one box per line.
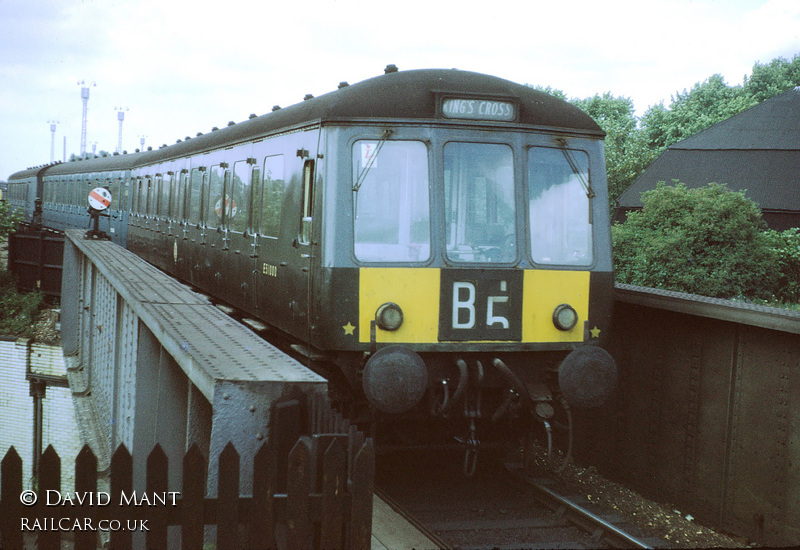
<box><xmin>375</xmin><ymin>448</ymin><xmax>660</xmax><ymax>549</ymax></box>
<box><xmin>505</xmin><ymin>465</ymin><xmax>653</xmax><ymax>549</ymax></box>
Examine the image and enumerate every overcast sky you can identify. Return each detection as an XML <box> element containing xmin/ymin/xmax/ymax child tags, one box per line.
<box><xmin>1</xmin><ymin>0</ymin><xmax>798</xmax><ymax>180</ymax></box>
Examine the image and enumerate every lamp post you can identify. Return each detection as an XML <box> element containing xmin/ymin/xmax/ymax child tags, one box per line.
<box><xmin>48</xmin><ymin>120</ymin><xmax>59</xmax><ymax>163</ymax></box>
<box><xmin>78</xmin><ymin>80</ymin><xmax>96</xmax><ymax>157</ymax></box>
<box><xmin>116</xmin><ymin>107</ymin><xmax>129</xmax><ymax>153</ymax></box>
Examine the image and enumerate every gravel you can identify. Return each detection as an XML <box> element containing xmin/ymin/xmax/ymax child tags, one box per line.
<box><xmin>526</xmin><ymin>443</ymin><xmax>751</xmax><ymax>548</ymax></box>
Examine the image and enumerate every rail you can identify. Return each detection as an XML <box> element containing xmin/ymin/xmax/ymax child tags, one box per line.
<box><xmin>507</xmin><ymin>466</ymin><xmax>652</xmax><ymax>549</ymax></box>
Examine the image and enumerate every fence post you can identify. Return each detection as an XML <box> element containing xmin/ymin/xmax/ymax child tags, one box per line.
<box><xmin>249</xmin><ymin>440</ymin><xmax>277</xmax><ymax>549</ymax></box>
<box><xmin>319</xmin><ymin>436</ymin><xmax>347</xmax><ymax>548</ymax></box>
<box><xmin>182</xmin><ymin>444</ymin><xmax>206</xmax><ymax>549</ymax></box>
<box><xmin>109</xmin><ymin>444</ymin><xmax>133</xmax><ymax>550</ymax></box>
<box><xmin>146</xmin><ymin>444</ymin><xmax>169</xmax><ymax>548</ymax></box>
<box><xmin>74</xmin><ymin>445</ymin><xmax>98</xmax><ymax>550</ymax></box>
<box><xmin>0</xmin><ymin>447</ymin><xmax>24</xmax><ymax>549</ymax></box>
<box><xmin>286</xmin><ymin>437</ymin><xmax>313</xmax><ymax>550</ymax></box>
<box><xmin>217</xmin><ymin>442</ymin><xmax>241</xmax><ymax>550</ymax></box>
<box><xmin>350</xmin><ymin>438</ymin><xmax>375</xmax><ymax>550</ymax></box>
<box><xmin>36</xmin><ymin>445</ymin><xmax>61</xmax><ymax>550</ymax></box>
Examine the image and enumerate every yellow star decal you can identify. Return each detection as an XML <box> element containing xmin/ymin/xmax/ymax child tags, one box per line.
<box><xmin>342</xmin><ymin>322</ymin><xmax>355</xmax><ymax>336</ymax></box>
<box><xmin>590</xmin><ymin>326</ymin><xmax>601</xmax><ymax>339</ymax></box>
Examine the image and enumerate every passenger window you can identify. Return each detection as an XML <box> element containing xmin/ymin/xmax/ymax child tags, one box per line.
<box><xmin>123</xmin><ymin>178</ymin><xmax>130</xmax><ymax>212</ymax></box>
<box><xmin>111</xmin><ymin>179</ymin><xmax>121</xmax><ymax>210</ymax></box>
<box><xmin>154</xmin><ymin>176</ymin><xmax>163</xmax><ymax>216</ymax></box>
<box><xmin>528</xmin><ymin>147</ymin><xmax>593</xmax><ymax>265</ymax></box>
<box><xmin>160</xmin><ymin>174</ymin><xmax>171</xmax><ymax>217</ymax></box>
<box><xmin>353</xmin><ymin>140</ymin><xmax>430</xmax><ymax>262</ymax></box>
<box><xmin>175</xmin><ymin>171</ymin><xmax>187</xmax><ymax>221</ymax></box>
<box><xmin>130</xmin><ymin>179</ymin><xmax>138</xmax><ymax>214</ymax></box>
<box><xmin>188</xmin><ymin>168</ymin><xmax>204</xmax><ymax>225</ymax></box>
<box><xmin>206</xmin><ymin>165</ymin><xmax>225</xmax><ymax>229</ymax></box>
<box><xmin>256</xmin><ymin>155</ymin><xmax>285</xmax><ymax>237</ymax></box>
<box><xmin>66</xmin><ymin>179</ymin><xmax>72</xmax><ymax>205</ymax></box>
<box><xmin>146</xmin><ymin>178</ymin><xmax>156</xmax><ymax>216</ymax></box>
<box><xmin>231</xmin><ymin>161</ymin><xmax>252</xmax><ymax>233</ymax></box>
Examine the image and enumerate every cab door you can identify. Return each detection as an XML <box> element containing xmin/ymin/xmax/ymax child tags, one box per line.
<box><xmin>250</xmin><ymin>128</ymin><xmax>320</xmax><ymax>343</ymax></box>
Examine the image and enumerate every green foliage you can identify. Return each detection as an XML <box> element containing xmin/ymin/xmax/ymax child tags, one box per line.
<box><xmin>639</xmin><ymin>74</ymin><xmax>757</xmax><ymax>150</ymax></box>
<box><xmin>571</xmin><ymin>93</ymin><xmax>659</xmax><ymax>203</ymax></box>
<box><xmin>0</xmin><ymin>270</ymin><xmax>43</xmax><ymax>337</ymax></box>
<box><xmin>639</xmin><ymin>54</ymin><xmax>800</xmax><ymax>152</ymax></box>
<box><xmin>612</xmin><ymin>182</ymin><xmax>779</xmax><ymax>299</ymax></box>
<box><xmin>745</xmin><ymin>55</ymin><xmax>800</xmax><ymax>103</ymax></box>
<box><xmin>0</xmin><ymin>197</ymin><xmax>22</xmax><ymax>244</ymax></box>
<box><xmin>763</xmin><ymin>227</ymin><xmax>800</xmax><ymax>303</ymax></box>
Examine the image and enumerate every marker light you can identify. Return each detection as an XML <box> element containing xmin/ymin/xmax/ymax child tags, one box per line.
<box><xmin>375</xmin><ymin>302</ymin><xmax>403</xmax><ymax>331</ymax></box>
<box><xmin>552</xmin><ymin>304</ymin><xmax>578</xmax><ymax>331</ymax></box>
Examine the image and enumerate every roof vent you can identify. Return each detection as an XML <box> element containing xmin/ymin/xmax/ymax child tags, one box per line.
<box><xmin>211</xmin><ymin>126</ymin><xmax>219</xmax><ymax>131</ymax></box>
<box><xmin>249</xmin><ymin>113</ymin><xmax>257</xmax><ymax>119</ymax></box>
<box><xmin>196</xmin><ymin>132</ymin><xmax>203</xmax><ymax>136</ymax></box>
<box><xmin>304</xmin><ymin>94</ymin><xmax>314</xmax><ymax>101</ymax></box>
<box><xmin>272</xmin><ymin>105</ymin><xmax>281</xmax><ymax>111</ymax></box>
<box><xmin>384</xmin><ymin>64</ymin><xmax>398</xmax><ymax>74</ymax></box>
<box><xmin>338</xmin><ymin>81</ymin><xmax>349</xmax><ymax>88</ymax></box>
<box><xmin>228</xmin><ymin>121</ymin><xmax>236</xmax><ymax>126</ymax></box>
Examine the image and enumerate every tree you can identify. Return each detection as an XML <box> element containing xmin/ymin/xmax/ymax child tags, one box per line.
<box><xmin>639</xmin><ymin>55</ymin><xmax>800</xmax><ymax>153</ymax></box>
<box><xmin>744</xmin><ymin>54</ymin><xmax>800</xmax><ymax>103</ymax></box>
<box><xmin>571</xmin><ymin>93</ymin><xmax>658</xmax><ymax>204</ymax></box>
<box><xmin>639</xmin><ymin>74</ymin><xmax>755</xmax><ymax>151</ymax></box>
<box><xmin>612</xmin><ymin>182</ymin><xmax>779</xmax><ymax>299</ymax></box>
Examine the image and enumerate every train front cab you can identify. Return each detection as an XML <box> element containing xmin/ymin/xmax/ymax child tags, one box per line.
<box><xmin>314</xmin><ymin>122</ymin><xmax>617</xmax><ymax>457</ymax></box>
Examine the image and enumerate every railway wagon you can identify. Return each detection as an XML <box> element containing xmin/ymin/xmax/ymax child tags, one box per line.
<box><xmin>8</xmin><ymin>67</ymin><xmax>617</xmax><ymax>468</ymax></box>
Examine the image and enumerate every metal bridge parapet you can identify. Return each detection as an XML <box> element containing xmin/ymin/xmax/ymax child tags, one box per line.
<box><xmin>60</xmin><ymin>229</ymin><xmax>327</xmax><ymax>495</ymax></box>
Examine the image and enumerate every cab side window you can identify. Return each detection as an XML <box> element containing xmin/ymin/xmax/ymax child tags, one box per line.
<box><xmin>299</xmin><ymin>160</ymin><xmax>314</xmax><ymax>244</ymax></box>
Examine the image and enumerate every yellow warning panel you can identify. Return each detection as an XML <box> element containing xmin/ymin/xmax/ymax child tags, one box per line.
<box><xmin>359</xmin><ymin>268</ymin><xmax>440</xmax><ymax>343</ymax></box>
<box><xmin>522</xmin><ymin>270</ymin><xmax>590</xmax><ymax>342</ymax></box>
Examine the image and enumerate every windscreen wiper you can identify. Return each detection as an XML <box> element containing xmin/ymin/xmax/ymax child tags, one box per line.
<box><xmin>353</xmin><ymin>128</ymin><xmax>394</xmax><ymax>192</ymax></box>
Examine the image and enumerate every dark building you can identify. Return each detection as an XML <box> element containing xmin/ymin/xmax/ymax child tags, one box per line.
<box><xmin>615</xmin><ymin>86</ymin><xmax>800</xmax><ymax>230</ymax></box>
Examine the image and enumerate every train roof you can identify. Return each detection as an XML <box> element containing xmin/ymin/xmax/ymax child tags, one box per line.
<box><xmin>7</xmin><ymin>164</ymin><xmax>57</xmax><ymax>181</ymax></box>
<box><xmin>9</xmin><ymin>68</ymin><xmax>603</xmax><ymax>180</ymax></box>
<box><xmin>141</xmin><ymin>68</ymin><xmax>604</xmax><ymax>163</ymax></box>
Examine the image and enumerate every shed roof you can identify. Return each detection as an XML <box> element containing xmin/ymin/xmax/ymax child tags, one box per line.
<box><xmin>617</xmin><ymin>86</ymin><xmax>800</xmax><ymax>211</ymax></box>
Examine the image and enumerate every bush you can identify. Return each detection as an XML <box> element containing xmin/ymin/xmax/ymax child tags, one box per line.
<box><xmin>764</xmin><ymin>227</ymin><xmax>800</xmax><ymax>303</ymax></box>
<box><xmin>0</xmin><ymin>270</ymin><xmax>43</xmax><ymax>337</ymax></box>
<box><xmin>612</xmin><ymin>182</ymin><xmax>779</xmax><ymax>299</ymax></box>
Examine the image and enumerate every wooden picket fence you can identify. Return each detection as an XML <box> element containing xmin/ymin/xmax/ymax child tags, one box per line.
<box><xmin>0</xmin><ymin>392</ymin><xmax>375</xmax><ymax>549</ymax></box>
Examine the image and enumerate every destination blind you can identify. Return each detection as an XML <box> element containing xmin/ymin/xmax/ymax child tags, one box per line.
<box><xmin>441</xmin><ymin>98</ymin><xmax>515</xmax><ymax>121</ymax></box>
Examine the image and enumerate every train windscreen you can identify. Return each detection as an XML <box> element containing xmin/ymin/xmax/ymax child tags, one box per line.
<box><xmin>352</xmin><ymin>140</ymin><xmax>430</xmax><ymax>262</ymax></box>
<box><xmin>444</xmin><ymin>142</ymin><xmax>516</xmax><ymax>263</ymax></box>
